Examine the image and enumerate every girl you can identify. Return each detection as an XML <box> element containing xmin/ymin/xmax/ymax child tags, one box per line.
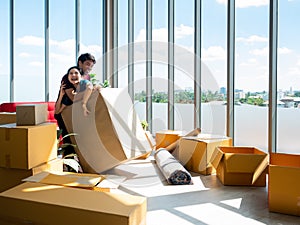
<box><xmin>55</xmin><ymin>66</ymin><xmax>93</xmax><ymax>116</ymax></box>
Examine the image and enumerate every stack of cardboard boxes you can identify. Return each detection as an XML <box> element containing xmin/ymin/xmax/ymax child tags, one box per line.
<box><xmin>0</xmin><ymin>104</ymin><xmax>62</xmax><ymax>193</ymax></box>
<box><xmin>0</xmin><ymin>103</ymin><xmax>147</xmax><ymax>225</ymax></box>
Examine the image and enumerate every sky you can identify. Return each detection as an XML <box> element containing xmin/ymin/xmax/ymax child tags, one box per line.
<box><xmin>1</xmin><ymin>0</ymin><xmax>300</xmax><ymax>102</ymax></box>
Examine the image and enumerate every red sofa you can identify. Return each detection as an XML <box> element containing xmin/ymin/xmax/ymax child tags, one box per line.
<box><xmin>0</xmin><ymin>102</ymin><xmax>56</xmax><ymax>123</ymax></box>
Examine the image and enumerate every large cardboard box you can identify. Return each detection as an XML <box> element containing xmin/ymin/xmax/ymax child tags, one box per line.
<box><xmin>62</xmin><ymin>88</ymin><xmax>151</xmax><ymax>173</ymax></box>
<box><xmin>155</xmin><ymin>130</ymin><xmax>182</xmax><ymax>149</ymax></box>
<box><xmin>16</xmin><ymin>104</ymin><xmax>48</xmax><ymax>126</ymax></box>
<box><xmin>0</xmin><ymin>182</ymin><xmax>147</xmax><ymax>225</ymax></box>
<box><xmin>0</xmin><ymin>123</ymin><xmax>57</xmax><ymax>169</ymax></box>
<box><xmin>211</xmin><ymin>146</ymin><xmax>268</xmax><ymax>186</ymax></box>
<box><xmin>174</xmin><ymin>134</ymin><xmax>232</xmax><ymax>175</ymax></box>
<box><xmin>0</xmin><ymin>113</ymin><xmax>16</xmax><ymax>125</ymax></box>
<box><xmin>0</xmin><ymin>158</ymin><xmax>63</xmax><ymax>193</ymax></box>
<box><xmin>268</xmin><ymin>153</ymin><xmax>300</xmax><ymax>216</ymax></box>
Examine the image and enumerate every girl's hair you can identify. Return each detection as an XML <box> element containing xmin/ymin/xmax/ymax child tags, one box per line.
<box><xmin>67</xmin><ymin>66</ymin><xmax>83</xmax><ymax>76</ymax></box>
<box><xmin>61</xmin><ymin>66</ymin><xmax>83</xmax><ymax>90</ymax></box>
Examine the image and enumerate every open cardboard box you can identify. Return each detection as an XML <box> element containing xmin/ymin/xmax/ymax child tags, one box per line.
<box><xmin>211</xmin><ymin>146</ymin><xmax>268</xmax><ymax>186</ymax></box>
<box><xmin>0</xmin><ymin>181</ymin><xmax>146</xmax><ymax>225</ymax></box>
<box><xmin>268</xmin><ymin>153</ymin><xmax>300</xmax><ymax>216</ymax></box>
<box><xmin>155</xmin><ymin>130</ymin><xmax>182</xmax><ymax>149</ymax></box>
<box><xmin>174</xmin><ymin>134</ymin><xmax>232</xmax><ymax>175</ymax></box>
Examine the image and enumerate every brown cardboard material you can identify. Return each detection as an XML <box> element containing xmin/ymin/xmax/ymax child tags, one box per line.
<box><xmin>0</xmin><ymin>158</ymin><xmax>63</xmax><ymax>193</ymax></box>
<box><xmin>61</xmin><ymin>89</ymin><xmax>151</xmax><ymax>173</ymax></box>
<box><xmin>0</xmin><ymin>182</ymin><xmax>147</xmax><ymax>225</ymax></box>
<box><xmin>174</xmin><ymin>134</ymin><xmax>232</xmax><ymax>175</ymax></box>
<box><xmin>16</xmin><ymin>104</ymin><xmax>48</xmax><ymax>126</ymax></box>
<box><xmin>155</xmin><ymin>130</ymin><xmax>182</xmax><ymax>149</ymax></box>
<box><xmin>268</xmin><ymin>153</ymin><xmax>300</xmax><ymax>216</ymax></box>
<box><xmin>211</xmin><ymin>146</ymin><xmax>268</xmax><ymax>186</ymax></box>
<box><xmin>0</xmin><ymin>123</ymin><xmax>57</xmax><ymax>169</ymax></box>
<box><xmin>0</xmin><ymin>113</ymin><xmax>16</xmax><ymax>125</ymax></box>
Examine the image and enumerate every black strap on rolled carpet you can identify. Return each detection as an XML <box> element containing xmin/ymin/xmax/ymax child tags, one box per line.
<box><xmin>154</xmin><ymin>148</ymin><xmax>193</xmax><ymax>185</ymax></box>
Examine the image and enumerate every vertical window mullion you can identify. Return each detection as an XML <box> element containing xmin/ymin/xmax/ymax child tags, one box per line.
<box><xmin>168</xmin><ymin>0</ymin><xmax>174</xmax><ymax>130</ymax></box>
<box><xmin>75</xmin><ymin>0</ymin><xmax>80</xmax><ymax>60</ymax></box>
<box><xmin>112</xmin><ymin>0</ymin><xmax>118</xmax><ymax>88</ymax></box>
<box><xmin>227</xmin><ymin>0</ymin><xmax>235</xmax><ymax>141</ymax></box>
<box><xmin>146</xmin><ymin>0</ymin><xmax>153</xmax><ymax>132</ymax></box>
<box><xmin>128</xmin><ymin>0</ymin><xmax>134</xmax><ymax>101</ymax></box>
<box><xmin>45</xmin><ymin>0</ymin><xmax>49</xmax><ymax>101</ymax></box>
<box><xmin>9</xmin><ymin>0</ymin><xmax>14</xmax><ymax>102</ymax></box>
<box><xmin>194</xmin><ymin>0</ymin><xmax>201</xmax><ymax>129</ymax></box>
<box><xmin>269</xmin><ymin>0</ymin><xmax>278</xmax><ymax>153</ymax></box>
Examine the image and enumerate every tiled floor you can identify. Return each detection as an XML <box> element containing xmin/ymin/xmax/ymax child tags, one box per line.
<box><xmin>105</xmin><ymin>158</ymin><xmax>300</xmax><ymax>225</ymax></box>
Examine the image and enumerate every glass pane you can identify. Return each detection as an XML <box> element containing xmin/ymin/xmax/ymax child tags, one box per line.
<box><xmin>14</xmin><ymin>0</ymin><xmax>45</xmax><ymax>101</ymax></box>
<box><xmin>201</xmin><ymin>0</ymin><xmax>227</xmax><ymax>135</ymax></box>
<box><xmin>118</xmin><ymin>0</ymin><xmax>128</xmax><ymax>88</ymax></box>
<box><xmin>152</xmin><ymin>0</ymin><xmax>168</xmax><ymax>133</ymax></box>
<box><xmin>80</xmin><ymin>0</ymin><xmax>102</xmax><ymax>82</ymax></box>
<box><xmin>49</xmin><ymin>0</ymin><xmax>76</xmax><ymax>101</ymax></box>
<box><xmin>174</xmin><ymin>0</ymin><xmax>194</xmax><ymax>132</ymax></box>
<box><xmin>277</xmin><ymin>1</ymin><xmax>300</xmax><ymax>154</ymax></box>
<box><xmin>0</xmin><ymin>0</ymin><xmax>9</xmax><ymax>103</ymax></box>
<box><xmin>133</xmin><ymin>0</ymin><xmax>146</xmax><ymax>123</ymax></box>
<box><xmin>234</xmin><ymin>2</ymin><xmax>269</xmax><ymax>152</ymax></box>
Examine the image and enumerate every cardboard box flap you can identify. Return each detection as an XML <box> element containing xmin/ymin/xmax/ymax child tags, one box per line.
<box><xmin>270</xmin><ymin>153</ymin><xmax>300</xmax><ymax>168</ymax></box>
<box><xmin>224</xmin><ymin>153</ymin><xmax>267</xmax><ymax>173</ymax></box>
<box><xmin>211</xmin><ymin>147</ymin><xmax>224</xmax><ymax>169</ymax></box>
<box><xmin>252</xmin><ymin>156</ymin><xmax>268</xmax><ymax>184</ymax></box>
<box><xmin>23</xmin><ymin>171</ymin><xmax>104</xmax><ymax>188</ymax></box>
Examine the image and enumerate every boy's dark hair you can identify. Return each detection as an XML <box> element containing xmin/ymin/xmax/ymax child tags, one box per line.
<box><xmin>77</xmin><ymin>53</ymin><xmax>96</xmax><ymax>66</ymax></box>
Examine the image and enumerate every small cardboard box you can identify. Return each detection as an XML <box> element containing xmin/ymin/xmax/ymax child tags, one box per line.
<box><xmin>16</xmin><ymin>104</ymin><xmax>48</xmax><ymax>125</ymax></box>
<box><xmin>268</xmin><ymin>153</ymin><xmax>300</xmax><ymax>216</ymax></box>
<box><xmin>0</xmin><ymin>123</ymin><xmax>57</xmax><ymax>169</ymax></box>
<box><xmin>0</xmin><ymin>113</ymin><xmax>16</xmax><ymax>125</ymax></box>
<box><xmin>211</xmin><ymin>146</ymin><xmax>268</xmax><ymax>186</ymax></box>
<box><xmin>0</xmin><ymin>158</ymin><xmax>63</xmax><ymax>193</ymax></box>
<box><xmin>174</xmin><ymin>134</ymin><xmax>232</xmax><ymax>175</ymax></box>
<box><xmin>155</xmin><ymin>130</ymin><xmax>182</xmax><ymax>149</ymax></box>
<box><xmin>0</xmin><ymin>182</ymin><xmax>147</xmax><ymax>225</ymax></box>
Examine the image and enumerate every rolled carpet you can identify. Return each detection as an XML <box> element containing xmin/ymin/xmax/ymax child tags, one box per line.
<box><xmin>154</xmin><ymin>148</ymin><xmax>193</xmax><ymax>185</ymax></box>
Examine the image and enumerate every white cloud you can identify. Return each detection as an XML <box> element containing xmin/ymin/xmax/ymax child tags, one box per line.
<box><xmin>175</xmin><ymin>24</ymin><xmax>194</xmax><ymax>39</ymax></box>
<box><xmin>202</xmin><ymin>46</ymin><xmax>226</xmax><ymax>61</ymax></box>
<box><xmin>278</xmin><ymin>47</ymin><xmax>292</xmax><ymax>54</ymax></box>
<box><xmin>50</xmin><ymin>39</ymin><xmax>75</xmax><ymax>54</ymax></box>
<box><xmin>17</xmin><ymin>36</ymin><xmax>44</xmax><ymax>46</ymax></box>
<box><xmin>29</xmin><ymin>61</ymin><xmax>43</xmax><ymax>67</ymax></box>
<box><xmin>250</xmin><ymin>47</ymin><xmax>268</xmax><ymax>56</ymax></box>
<box><xmin>237</xmin><ymin>35</ymin><xmax>268</xmax><ymax>43</ymax></box>
<box><xmin>19</xmin><ymin>52</ymin><xmax>31</xmax><ymax>58</ymax></box>
<box><xmin>250</xmin><ymin>46</ymin><xmax>292</xmax><ymax>56</ymax></box>
<box><xmin>136</xmin><ymin>25</ymin><xmax>193</xmax><ymax>43</ymax></box>
<box><xmin>239</xmin><ymin>58</ymin><xmax>258</xmax><ymax>66</ymax></box>
<box><xmin>216</xmin><ymin>0</ymin><xmax>268</xmax><ymax>8</ymax></box>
